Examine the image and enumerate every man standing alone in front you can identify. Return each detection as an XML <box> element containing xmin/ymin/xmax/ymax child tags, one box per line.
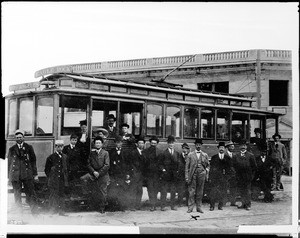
<box><xmin>7</xmin><ymin>129</ymin><xmax>39</xmax><ymax>214</ymax></box>
<box><xmin>185</xmin><ymin>138</ymin><xmax>210</xmax><ymax>213</ymax></box>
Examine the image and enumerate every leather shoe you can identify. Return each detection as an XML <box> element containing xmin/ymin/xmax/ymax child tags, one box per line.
<box><xmin>245</xmin><ymin>206</ymin><xmax>251</xmax><ymax>211</ymax></box>
<box><xmin>161</xmin><ymin>207</ymin><xmax>167</xmax><ymax>211</ymax></box>
<box><xmin>196</xmin><ymin>208</ymin><xmax>204</xmax><ymax>213</ymax></box>
<box><xmin>237</xmin><ymin>204</ymin><xmax>245</xmax><ymax>209</ymax></box>
<box><xmin>150</xmin><ymin>206</ymin><xmax>156</xmax><ymax>212</ymax></box>
<box><xmin>171</xmin><ymin>206</ymin><xmax>177</xmax><ymax>211</ymax></box>
<box><xmin>187</xmin><ymin>209</ymin><xmax>193</xmax><ymax>213</ymax></box>
<box><xmin>209</xmin><ymin>207</ymin><xmax>214</xmax><ymax>211</ymax></box>
<box><xmin>218</xmin><ymin>206</ymin><xmax>223</xmax><ymax>210</ymax></box>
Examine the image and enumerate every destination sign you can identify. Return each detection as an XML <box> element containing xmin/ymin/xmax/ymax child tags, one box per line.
<box><xmin>9</xmin><ymin>81</ymin><xmax>40</xmax><ymax>92</ymax></box>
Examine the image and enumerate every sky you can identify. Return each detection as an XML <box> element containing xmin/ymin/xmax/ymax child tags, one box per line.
<box><xmin>1</xmin><ymin>2</ymin><xmax>299</xmax><ymax>97</ymax></box>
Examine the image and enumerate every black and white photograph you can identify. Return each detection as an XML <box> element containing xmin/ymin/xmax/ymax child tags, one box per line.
<box><xmin>1</xmin><ymin>2</ymin><xmax>299</xmax><ymax>236</ymax></box>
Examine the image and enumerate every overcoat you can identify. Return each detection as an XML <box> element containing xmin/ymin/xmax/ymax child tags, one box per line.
<box><xmin>158</xmin><ymin>149</ymin><xmax>180</xmax><ymax>181</ymax></box>
<box><xmin>62</xmin><ymin>144</ymin><xmax>83</xmax><ymax>172</ymax></box>
<box><xmin>232</xmin><ymin>151</ymin><xmax>257</xmax><ymax>182</ymax></box>
<box><xmin>143</xmin><ymin>146</ymin><xmax>161</xmax><ymax>178</ymax></box>
<box><xmin>185</xmin><ymin>150</ymin><xmax>210</xmax><ymax>183</ymax></box>
<box><xmin>109</xmin><ymin>148</ymin><xmax>127</xmax><ymax>180</ymax></box>
<box><xmin>209</xmin><ymin>154</ymin><xmax>231</xmax><ymax>184</ymax></box>
<box><xmin>125</xmin><ymin>147</ymin><xmax>145</xmax><ymax>180</ymax></box>
<box><xmin>87</xmin><ymin>149</ymin><xmax>110</xmax><ymax>183</ymax></box>
<box><xmin>44</xmin><ymin>152</ymin><xmax>69</xmax><ymax>188</ymax></box>
<box><xmin>8</xmin><ymin>143</ymin><xmax>38</xmax><ymax>182</ymax></box>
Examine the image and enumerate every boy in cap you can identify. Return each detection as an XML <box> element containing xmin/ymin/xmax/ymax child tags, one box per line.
<box><xmin>185</xmin><ymin>138</ymin><xmax>210</xmax><ymax>213</ymax></box>
<box><xmin>158</xmin><ymin>135</ymin><xmax>180</xmax><ymax>211</ymax></box>
<box><xmin>176</xmin><ymin>143</ymin><xmax>190</xmax><ymax>206</ymax></box>
<box><xmin>269</xmin><ymin>133</ymin><xmax>287</xmax><ymax>191</ymax></box>
<box><xmin>7</xmin><ymin>129</ymin><xmax>39</xmax><ymax>214</ymax></box>
<box><xmin>45</xmin><ymin>140</ymin><xmax>69</xmax><ymax>215</ymax></box>
<box><xmin>208</xmin><ymin>142</ymin><xmax>231</xmax><ymax>211</ymax></box>
<box><xmin>143</xmin><ymin>136</ymin><xmax>161</xmax><ymax>211</ymax></box>
<box><xmin>231</xmin><ymin>140</ymin><xmax>257</xmax><ymax>210</ymax></box>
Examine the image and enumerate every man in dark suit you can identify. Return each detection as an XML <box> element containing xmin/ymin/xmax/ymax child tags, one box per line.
<box><xmin>176</xmin><ymin>143</ymin><xmax>190</xmax><ymax>207</ymax></box>
<box><xmin>45</xmin><ymin>140</ymin><xmax>69</xmax><ymax>215</ymax></box>
<box><xmin>82</xmin><ymin>136</ymin><xmax>110</xmax><ymax>213</ymax></box>
<box><xmin>158</xmin><ymin>135</ymin><xmax>180</xmax><ymax>211</ymax></box>
<box><xmin>125</xmin><ymin>136</ymin><xmax>146</xmax><ymax>210</ymax></box>
<box><xmin>7</xmin><ymin>129</ymin><xmax>39</xmax><ymax>214</ymax></box>
<box><xmin>250</xmin><ymin>128</ymin><xmax>265</xmax><ymax>151</ymax></box>
<box><xmin>143</xmin><ymin>136</ymin><xmax>161</xmax><ymax>211</ymax></box>
<box><xmin>269</xmin><ymin>133</ymin><xmax>287</xmax><ymax>191</ymax></box>
<box><xmin>107</xmin><ymin>136</ymin><xmax>127</xmax><ymax>211</ymax></box>
<box><xmin>208</xmin><ymin>142</ymin><xmax>231</xmax><ymax>211</ymax></box>
<box><xmin>104</xmin><ymin>114</ymin><xmax>118</xmax><ymax>151</ymax></box>
<box><xmin>77</xmin><ymin>119</ymin><xmax>91</xmax><ymax>166</ymax></box>
<box><xmin>232</xmin><ymin>141</ymin><xmax>257</xmax><ymax>210</ymax></box>
<box><xmin>225</xmin><ymin>141</ymin><xmax>237</xmax><ymax>206</ymax></box>
<box><xmin>62</xmin><ymin>134</ymin><xmax>84</xmax><ymax>181</ymax></box>
<box><xmin>185</xmin><ymin>138</ymin><xmax>210</xmax><ymax>213</ymax></box>
<box><xmin>255</xmin><ymin>144</ymin><xmax>275</xmax><ymax>202</ymax></box>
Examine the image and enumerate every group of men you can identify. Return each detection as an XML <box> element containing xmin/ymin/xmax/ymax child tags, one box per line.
<box><xmin>7</xmin><ymin>120</ymin><xmax>287</xmax><ymax>215</ymax></box>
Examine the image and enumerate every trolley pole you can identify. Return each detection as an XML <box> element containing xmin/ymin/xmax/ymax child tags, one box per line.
<box><xmin>256</xmin><ymin>50</ymin><xmax>261</xmax><ymax>109</ymax></box>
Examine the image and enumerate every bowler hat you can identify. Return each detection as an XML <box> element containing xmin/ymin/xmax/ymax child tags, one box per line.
<box><xmin>217</xmin><ymin>142</ymin><xmax>226</xmax><ymax>148</ymax></box>
<box><xmin>107</xmin><ymin>114</ymin><xmax>116</xmax><ymax>121</ymax></box>
<box><xmin>79</xmin><ymin>119</ymin><xmax>87</xmax><ymax>126</ymax></box>
<box><xmin>194</xmin><ymin>138</ymin><xmax>203</xmax><ymax>145</ymax></box>
<box><xmin>254</xmin><ymin>128</ymin><xmax>262</xmax><ymax>133</ymax></box>
<box><xmin>272</xmin><ymin>133</ymin><xmax>281</xmax><ymax>139</ymax></box>
<box><xmin>149</xmin><ymin>136</ymin><xmax>159</xmax><ymax>143</ymax></box>
<box><xmin>167</xmin><ymin>135</ymin><xmax>176</xmax><ymax>143</ymax></box>
<box><xmin>121</xmin><ymin>123</ymin><xmax>130</xmax><ymax>128</ymax></box>
<box><xmin>15</xmin><ymin>129</ymin><xmax>24</xmax><ymax>136</ymax></box>
<box><xmin>181</xmin><ymin>143</ymin><xmax>190</xmax><ymax>149</ymax></box>
<box><xmin>225</xmin><ymin>141</ymin><xmax>234</xmax><ymax>147</ymax></box>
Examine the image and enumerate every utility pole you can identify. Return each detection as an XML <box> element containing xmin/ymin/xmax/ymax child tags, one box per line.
<box><xmin>256</xmin><ymin>50</ymin><xmax>261</xmax><ymax>109</ymax></box>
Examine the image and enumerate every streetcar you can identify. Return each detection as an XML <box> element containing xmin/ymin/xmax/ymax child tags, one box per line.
<box><xmin>5</xmin><ymin>72</ymin><xmax>283</xmax><ymax>209</ymax></box>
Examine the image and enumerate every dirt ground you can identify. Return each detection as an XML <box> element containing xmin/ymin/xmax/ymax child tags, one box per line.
<box><xmin>6</xmin><ymin>175</ymin><xmax>293</xmax><ymax>235</ymax></box>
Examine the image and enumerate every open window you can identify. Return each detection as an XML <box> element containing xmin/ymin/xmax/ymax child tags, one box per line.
<box><xmin>200</xmin><ymin>108</ymin><xmax>214</xmax><ymax>139</ymax></box>
<box><xmin>19</xmin><ymin>98</ymin><xmax>34</xmax><ymax>136</ymax></box>
<box><xmin>146</xmin><ymin>103</ymin><xmax>163</xmax><ymax>136</ymax></box>
<box><xmin>184</xmin><ymin>107</ymin><xmax>199</xmax><ymax>138</ymax></box>
<box><xmin>59</xmin><ymin>95</ymin><xmax>88</xmax><ymax>136</ymax></box>
<box><xmin>232</xmin><ymin>112</ymin><xmax>249</xmax><ymax>142</ymax></box>
<box><xmin>8</xmin><ymin>99</ymin><xmax>17</xmax><ymax>136</ymax></box>
<box><xmin>166</xmin><ymin>106</ymin><xmax>181</xmax><ymax>138</ymax></box>
<box><xmin>120</xmin><ymin>102</ymin><xmax>143</xmax><ymax>137</ymax></box>
<box><xmin>217</xmin><ymin>109</ymin><xmax>230</xmax><ymax>140</ymax></box>
<box><xmin>36</xmin><ymin>96</ymin><xmax>54</xmax><ymax>135</ymax></box>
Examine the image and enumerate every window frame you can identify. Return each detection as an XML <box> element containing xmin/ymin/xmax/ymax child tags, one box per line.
<box><xmin>183</xmin><ymin>106</ymin><xmax>200</xmax><ymax>139</ymax></box>
<box><xmin>145</xmin><ymin>102</ymin><xmax>164</xmax><ymax>137</ymax></box>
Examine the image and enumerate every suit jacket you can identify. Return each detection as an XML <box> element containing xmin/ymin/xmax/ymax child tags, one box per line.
<box><xmin>255</xmin><ymin>155</ymin><xmax>276</xmax><ymax>181</ymax></box>
<box><xmin>8</xmin><ymin>143</ymin><xmax>37</xmax><ymax>182</ymax></box>
<box><xmin>143</xmin><ymin>146</ymin><xmax>161</xmax><ymax>178</ymax></box>
<box><xmin>109</xmin><ymin>148</ymin><xmax>127</xmax><ymax>180</ymax></box>
<box><xmin>232</xmin><ymin>151</ymin><xmax>257</xmax><ymax>182</ymax></box>
<box><xmin>185</xmin><ymin>150</ymin><xmax>210</xmax><ymax>183</ymax></box>
<box><xmin>123</xmin><ymin>147</ymin><xmax>145</xmax><ymax>183</ymax></box>
<box><xmin>45</xmin><ymin>152</ymin><xmax>69</xmax><ymax>188</ymax></box>
<box><xmin>268</xmin><ymin>142</ymin><xmax>287</xmax><ymax>166</ymax></box>
<box><xmin>77</xmin><ymin>133</ymin><xmax>91</xmax><ymax>162</ymax></box>
<box><xmin>209</xmin><ymin>154</ymin><xmax>231</xmax><ymax>184</ymax></box>
<box><xmin>158</xmin><ymin>148</ymin><xmax>180</xmax><ymax>181</ymax></box>
<box><xmin>87</xmin><ymin>149</ymin><xmax>110</xmax><ymax>183</ymax></box>
<box><xmin>177</xmin><ymin>153</ymin><xmax>188</xmax><ymax>181</ymax></box>
<box><xmin>62</xmin><ymin>144</ymin><xmax>83</xmax><ymax>172</ymax></box>
<box><xmin>105</xmin><ymin>126</ymin><xmax>118</xmax><ymax>139</ymax></box>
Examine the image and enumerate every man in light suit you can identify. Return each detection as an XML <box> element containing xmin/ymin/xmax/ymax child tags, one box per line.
<box><xmin>82</xmin><ymin>136</ymin><xmax>110</xmax><ymax>213</ymax></box>
<box><xmin>185</xmin><ymin>138</ymin><xmax>210</xmax><ymax>213</ymax></box>
<box><xmin>232</xmin><ymin>140</ymin><xmax>257</xmax><ymax>211</ymax></box>
<box><xmin>269</xmin><ymin>133</ymin><xmax>287</xmax><ymax>191</ymax></box>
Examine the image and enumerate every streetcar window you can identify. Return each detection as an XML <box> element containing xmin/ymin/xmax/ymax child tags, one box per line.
<box><xmin>232</xmin><ymin>112</ymin><xmax>249</xmax><ymax>141</ymax></box>
<box><xmin>19</xmin><ymin>98</ymin><xmax>34</xmax><ymax>136</ymax></box>
<box><xmin>217</xmin><ymin>109</ymin><xmax>229</xmax><ymax>140</ymax></box>
<box><xmin>8</xmin><ymin>99</ymin><xmax>17</xmax><ymax>136</ymax></box>
<box><xmin>92</xmin><ymin>99</ymin><xmax>117</xmax><ymax>135</ymax></box>
<box><xmin>36</xmin><ymin>97</ymin><xmax>54</xmax><ymax>135</ymax></box>
<box><xmin>147</xmin><ymin>104</ymin><xmax>163</xmax><ymax>136</ymax></box>
<box><xmin>166</xmin><ymin>106</ymin><xmax>181</xmax><ymax>138</ymax></box>
<box><xmin>200</xmin><ymin>108</ymin><xmax>214</xmax><ymax>139</ymax></box>
<box><xmin>266</xmin><ymin>118</ymin><xmax>276</xmax><ymax>139</ymax></box>
<box><xmin>184</xmin><ymin>107</ymin><xmax>199</xmax><ymax>138</ymax></box>
<box><xmin>59</xmin><ymin>96</ymin><xmax>88</xmax><ymax>136</ymax></box>
<box><xmin>250</xmin><ymin>115</ymin><xmax>263</xmax><ymax>138</ymax></box>
<box><xmin>120</xmin><ymin>102</ymin><xmax>142</xmax><ymax>136</ymax></box>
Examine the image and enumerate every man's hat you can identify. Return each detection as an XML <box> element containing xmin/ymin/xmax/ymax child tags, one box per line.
<box><xmin>79</xmin><ymin>119</ymin><xmax>87</xmax><ymax>126</ymax></box>
<box><xmin>217</xmin><ymin>142</ymin><xmax>226</xmax><ymax>148</ymax></box>
<box><xmin>55</xmin><ymin>140</ymin><xmax>64</xmax><ymax>145</ymax></box>
<box><xmin>225</xmin><ymin>141</ymin><xmax>234</xmax><ymax>147</ymax></box>
<box><xmin>149</xmin><ymin>136</ymin><xmax>159</xmax><ymax>143</ymax></box>
<box><xmin>181</xmin><ymin>143</ymin><xmax>190</xmax><ymax>149</ymax></box>
<box><xmin>114</xmin><ymin>135</ymin><xmax>123</xmax><ymax>143</ymax></box>
<box><xmin>95</xmin><ymin>127</ymin><xmax>109</xmax><ymax>137</ymax></box>
<box><xmin>167</xmin><ymin>135</ymin><xmax>176</xmax><ymax>143</ymax></box>
<box><xmin>15</xmin><ymin>129</ymin><xmax>24</xmax><ymax>136</ymax></box>
<box><xmin>254</xmin><ymin>128</ymin><xmax>262</xmax><ymax>133</ymax></box>
<box><xmin>194</xmin><ymin>138</ymin><xmax>203</xmax><ymax>145</ymax></box>
<box><xmin>136</xmin><ymin>136</ymin><xmax>145</xmax><ymax>143</ymax></box>
<box><xmin>107</xmin><ymin>114</ymin><xmax>116</xmax><ymax>121</ymax></box>
<box><xmin>272</xmin><ymin>133</ymin><xmax>281</xmax><ymax>139</ymax></box>
<box><xmin>121</xmin><ymin>123</ymin><xmax>130</xmax><ymax>128</ymax></box>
